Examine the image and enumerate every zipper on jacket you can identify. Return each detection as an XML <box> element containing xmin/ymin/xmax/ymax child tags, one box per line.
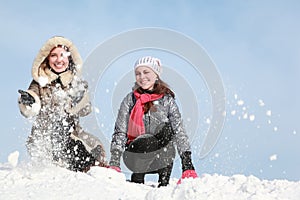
<box><xmin>144</xmin><ymin>111</ymin><xmax>151</xmax><ymax>134</ymax></box>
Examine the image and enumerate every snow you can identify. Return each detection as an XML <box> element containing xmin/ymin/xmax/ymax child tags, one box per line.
<box><xmin>293</xmin><ymin>130</ymin><xmax>297</xmax><ymax>135</ymax></box>
<box><xmin>7</xmin><ymin>151</ymin><xmax>19</xmax><ymax>167</ymax></box>
<box><xmin>249</xmin><ymin>115</ymin><xmax>255</xmax><ymax>121</ymax></box>
<box><xmin>1</xmin><ymin>152</ymin><xmax>300</xmax><ymax>200</ymax></box>
<box><xmin>237</xmin><ymin>100</ymin><xmax>244</xmax><ymax>106</ymax></box>
<box><xmin>266</xmin><ymin>110</ymin><xmax>272</xmax><ymax>116</ymax></box>
<box><xmin>231</xmin><ymin>110</ymin><xmax>236</xmax><ymax>115</ymax></box>
<box><xmin>258</xmin><ymin>99</ymin><xmax>265</xmax><ymax>107</ymax></box>
<box><xmin>269</xmin><ymin>154</ymin><xmax>277</xmax><ymax>161</ymax></box>
<box><xmin>38</xmin><ymin>76</ymin><xmax>48</xmax><ymax>87</ymax></box>
<box><xmin>62</xmin><ymin>52</ymin><xmax>71</xmax><ymax>58</ymax></box>
<box><xmin>94</xmin><ymin>106</ymin><xmax>100</xmax><ymax>113</ymax></box>
<box><xmin>205</xmin><ymin>118</ymin><xmax>211</xmax><ymax>124</ymax></box>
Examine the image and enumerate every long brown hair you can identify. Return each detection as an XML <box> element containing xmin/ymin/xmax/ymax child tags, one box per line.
<box><xmin>133</xmin><ymin>78</ymin><xmax>175</xmax><ymax>113</ymax></box>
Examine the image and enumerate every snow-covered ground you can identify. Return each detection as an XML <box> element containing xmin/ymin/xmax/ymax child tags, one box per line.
<box><xmin>1</xmin><ymin>151</ymin><xmax>300</xmax><ymax>200</ymax></box>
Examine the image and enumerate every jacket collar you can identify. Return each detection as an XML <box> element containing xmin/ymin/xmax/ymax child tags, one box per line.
<box><xmin>44</xmin><ymin>67</ymin><xmax>73</xmax><ymax>87</ymax></box>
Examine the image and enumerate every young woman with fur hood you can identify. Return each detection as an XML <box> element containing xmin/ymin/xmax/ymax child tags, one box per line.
<box><xmin>18</xmin><ymin>36</ymin><xmax>106</xmax><ymax>172</ymax></box>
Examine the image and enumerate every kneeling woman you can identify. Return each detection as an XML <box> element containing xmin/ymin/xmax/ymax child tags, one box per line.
<box><xmin>109</xmin><ymin>56</ymin><xmax>198</xmax><ymax>187</ymax></box>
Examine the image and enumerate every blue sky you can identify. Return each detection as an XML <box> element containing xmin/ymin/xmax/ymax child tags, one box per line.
<box><xmin>1</xmin><ymin>0</ymin><xmax>299</xmax><ymax>181</ymax></box>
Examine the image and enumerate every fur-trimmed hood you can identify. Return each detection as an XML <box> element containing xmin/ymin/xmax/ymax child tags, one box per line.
<box><xmin>31</xmin><ymin>36</ymin><xmax>82</xmax><ymax>87</ymax></box>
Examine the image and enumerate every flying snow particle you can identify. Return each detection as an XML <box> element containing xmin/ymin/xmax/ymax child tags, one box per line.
<box><xmin>106</xmin><ymin>89</ymin><xmax>110</xmax><ymax>93</ymax></box>
<box><xmin>237</xmin><ymin>100</ymin><xmax>244</xmax><ymax>106</ymax></box>
<box><xmin>269</xmin><ymin>154</ymin><xmax>277</xmax><ymax>161</ymax></box>
<box><xmin>94</xmin><ymin>107</ymin><xmax>100</xmax><ymax>113</ymax></box>
<box><xmin>222</xmin><ymin>111</ymin><xmax>226</xmax><ymax>116</ymax></box>
<box><xmin>249</xmin><ymin>115</ymin><xmax>255</xmax><ymax>121</ymax></box>
<box><xmin>38</xmin><ymin>76</ymin><xmax>48</xmax><ymax>87</ymax></box>
<box><xmin>206</xmin><ymin>118</ymin><xmax>211</xmax><ymax>124</ymax></box>
<box><xmin>69</xmin><ymin>127</ymin><xmax>74</xmax><ymax>132</ymax></box>
<box><xmin>258</xmin><ymin>99</ymin><xmax>265</xmax><ymax>107</ymax></box>
<box><xmin>274</xmin><ymin>126</ymin><xmax>278</xmax><ymax>132</ymax></box>
<box><xmin>243</xmin><ymin>113</ymin><xmax>248</xmax><ymax>119</ymax></box>
<box><xmin>31</xmin><ymin>103</ymin><xmax>40</xmax><ymax>113</ymax></box>
<box><xmin>62</xmin><ymin>52</ymin><xmax>71</xmax><ymax>58</ymax></box>
<box><xmin>231</xmin><ymin>110</ymin><xmax>236</xmax><ymax>116</ymax></box>
<box><xmin>234</xmin><ymin>94</ymin><xmax>238</xmax><ymax>100</ymax></box>
<box><xmin>62</xmin><ymin>119</ymin><xmax>68</xmax><ymax>126</ymax></box>
<box><xmin>266</xmin><ymin>110</ymin><xmax>272</xmax><ymax>116</ymax></box>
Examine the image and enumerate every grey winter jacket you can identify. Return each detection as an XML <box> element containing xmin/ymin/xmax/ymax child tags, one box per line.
<box><xmin>110</xmin><ymin>91</ymin><xmax>192</xmax><ymax>164</ymax></box>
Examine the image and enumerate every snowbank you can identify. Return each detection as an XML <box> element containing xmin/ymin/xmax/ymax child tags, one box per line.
<box><xmin>1</xmin><ymin>152</ymin><xmax>299</xmax><ymax>200</ymax></box>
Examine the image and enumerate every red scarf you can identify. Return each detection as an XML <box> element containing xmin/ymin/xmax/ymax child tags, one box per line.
<box><xmin>127</xmin><ymin>90</ymin><xmax>164</xmax><ymax>143</ymax></box>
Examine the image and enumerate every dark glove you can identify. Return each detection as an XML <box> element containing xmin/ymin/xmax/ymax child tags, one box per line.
<box><xmin>18</xmin><ymin>89</ymin><xmax>35</xmax><ymax>106</ymax></box>
<box><xmin>181</xmin><ymin>151</ymin><xmax>195</xmax><ymax>172</ymax></box>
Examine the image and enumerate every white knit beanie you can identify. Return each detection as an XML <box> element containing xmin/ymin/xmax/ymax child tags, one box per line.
<box><xmin>134</xmin><ymin>56</ymin><xmax>162</xmax><ymax>77</ymax></box>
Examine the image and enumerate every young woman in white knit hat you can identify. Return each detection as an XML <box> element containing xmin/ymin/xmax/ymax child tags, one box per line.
<box><xmin>18</xmin><ymin>36</ymin><xmax>107</xmax><ymax>172</ymax></box>
<box><xmin>109</xmin><ymin>56</ymin><xmax>198</xmax><ymax>187</ymax></box>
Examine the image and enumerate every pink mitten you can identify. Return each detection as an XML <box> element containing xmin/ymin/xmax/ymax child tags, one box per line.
<box><xmin>177</xmin><ymin>170</ymin><xmax>198</xmax><ymax>184</ymax></box>
<box><xmin>108</xmin><ymin>166</ymin><xmax>121</xmax><ymax>173</ymax></box>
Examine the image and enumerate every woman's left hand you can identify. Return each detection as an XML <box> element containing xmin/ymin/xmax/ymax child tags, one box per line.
<box><xmin>177</xmin><ymin>169</ymin><xmax>198</xmax><ymax>184</ymax></box>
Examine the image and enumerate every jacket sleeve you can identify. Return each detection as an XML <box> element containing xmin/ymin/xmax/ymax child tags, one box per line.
<box><xmin>167</xmin><ymin>96</ymin><xmax>196</xmax><ymax>172</ymax></box>
<box><xmin>109</xmin><ymin>93</ymin><xmax>133</xmax><ymax>166</ymax></box>
<box><xmin>18</xmin><ymin>80</ymin><xmax>41</xmax><ymax>118</ymax></box>
<box><xmin>167</xmin><ymin>95</ymin><xmax>192</xmax><ymax>156</ymax></box>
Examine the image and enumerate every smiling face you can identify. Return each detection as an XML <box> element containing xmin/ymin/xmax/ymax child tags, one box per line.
<box><xmin>135</xmin><ymin>66</ymin><xmax>158</xmax><ymax>90</ymax></box>
<box><xmin>48</xmin><ymin>47</ymin><xmax>70</xmax><ymax>73</ymax></box>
